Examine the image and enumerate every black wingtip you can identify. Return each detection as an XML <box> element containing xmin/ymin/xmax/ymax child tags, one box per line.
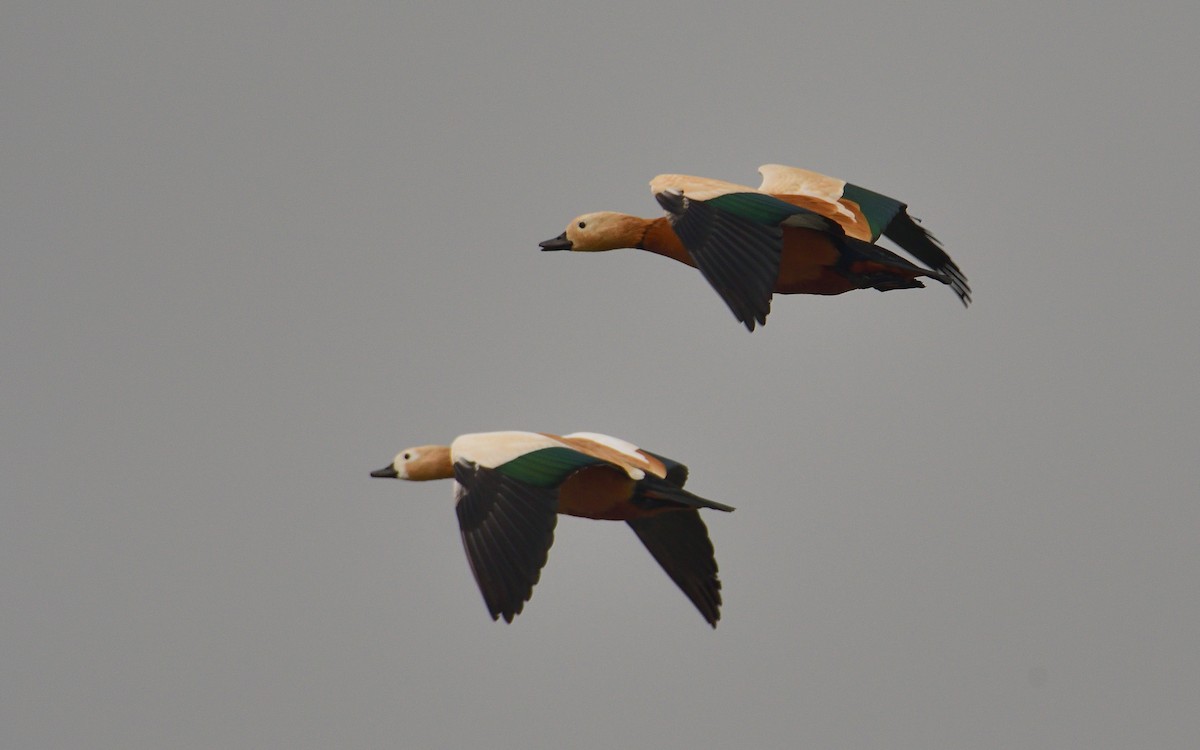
<box><xmin>627</xmin><ymin>512</ymin><xmax>724</xmax><ymax>628</ymax></box>
<box><xmin>740</xmin><ymin>311</ymin><xmax>769</xmax><ymax>332</ymax></box>
<box><xmin>882</xmin><ymin>212</ymin><xmax>971</xmax><ymax>307</ymax></box>
<box><xmin>951</xmin><ymin>273</ymin><xmax>972</xmax><ymax>307</ymax></box>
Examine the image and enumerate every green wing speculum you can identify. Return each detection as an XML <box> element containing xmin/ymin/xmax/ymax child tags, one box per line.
<box><xmin>705</xmin><ymin>192</ymin><xmax>841</xmax><ymax>233</ymax></box>
<box><xmin>495</xmin><ymin>447</ymin><xmax>605</xmax><ymax>488</ymax></box>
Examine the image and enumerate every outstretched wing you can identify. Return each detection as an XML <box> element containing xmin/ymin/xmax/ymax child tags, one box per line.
<box><xmin>651</xmin><ymin>174</ymin><xmax>847</xmax><ymax>331</ymax></box>
<box><xmin>655</xmin><ymin>189</ymin><xmax>781</xmax><ymax>330</ymax></box>
<box><xmin>453</xmin><ymin>461</ymin><xmax>559</xmax><ymax>623</ymax></box>
<box><xmin>627</xmin><ymin>511</ymin><xmax>723</xmax><ymax>627</ymax></box>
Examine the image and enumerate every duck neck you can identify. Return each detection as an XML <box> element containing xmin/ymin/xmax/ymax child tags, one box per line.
<box><xmin>637</xmin><ymin>217</ymin><xmax>696</xmax><ymax>268</ymax></box>
<box><xmin>596</xmin><ymin>213</ymin><xmax>656</xmax><ymax>251</ymax></box>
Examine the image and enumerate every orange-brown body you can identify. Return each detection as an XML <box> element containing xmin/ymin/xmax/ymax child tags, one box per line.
<box><xmin>548</xmin><ymin>433</ymin><xmax>675</xmax><ymax>521</ymax></box>
<box><xmin>638</xmin><ymin>218</ymin><xmax>924</xmax><ymax>296</ymax></box>
<box><xmin>557</xmin><ymin>465</ymin><xmax>647</xmax><ymax>520</ymax></box>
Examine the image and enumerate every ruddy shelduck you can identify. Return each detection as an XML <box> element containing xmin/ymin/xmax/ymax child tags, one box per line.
<box><xmin>371</xmin><ymin>431</ymin><xmax>734</xmax><ymax>626</ymax></box>
<box><xmin>541</xmin><ymin>164</ymin><xmax>970</xmax><ymax>330</ymax></box>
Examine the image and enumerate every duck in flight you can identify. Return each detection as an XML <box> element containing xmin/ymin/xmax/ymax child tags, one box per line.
<box><xmin>540</xmin><ymin>164</ymin><xmax>970</xmax><ymax>330</ymax></box>
<box><xmin>370</xmin><ymin>430</ymin><xmax>734</xmax><ymax>626</ymax></box>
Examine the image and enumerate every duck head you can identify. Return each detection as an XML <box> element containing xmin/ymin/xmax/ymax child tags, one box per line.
<box><xmin>539</xmin><ymin>211</ymin><xmax>648</xmax><ymax>253</ymax></box>
<box><xmin>371</xmin><ymin>445</ymin><xmax>453</xmax><ymax>481</ymax></box>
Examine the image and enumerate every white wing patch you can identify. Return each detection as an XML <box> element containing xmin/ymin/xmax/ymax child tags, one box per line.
<box><xmin>757</xmin><ymin>164</ymin><xmax>847</xmax><ymax>202</ymax></box>
<box><xmin>652</xmin><ymin>169</ymin><xmax>857</xmax><ymax>230</ymax></box>
<box><xmin>562</xmin><ymin>431</ymin><xmax>650</xmax><ymax>480</ymax></box>
<box><xmin>564</xmin><ymin>431</ymin><xmax>644</xmax><ymax>461</ymax></box>
<box><xmin>650</xmin><ymin>174</ymin><xmax>759</xmax><ymax>203</ymax></box>
<box><xmin>757</xmin><ymin>164</ymin><xmax>856</xmax><ymax>222</ymax></box>
<box><xmin>451</xmin><ymin>431</ymin><xmax>568</xmax><ymax>469</ymax></box>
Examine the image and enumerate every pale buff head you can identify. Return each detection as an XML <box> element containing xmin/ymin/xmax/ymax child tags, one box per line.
<box><xmin>539</xmin><ymin>211</ymin><xmax>648</xmax><ymax>253</ymax></box>
<box><xmin>370</xmin><ymin>444</ymin><xmax>453</xmax><ymax>481</ymax></box>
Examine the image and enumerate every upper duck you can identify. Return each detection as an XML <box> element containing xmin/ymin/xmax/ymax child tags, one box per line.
<box><xmin>370</xmin><ymin>430</ymin><xmax>733</xmax><ymax>626</ymax></box>
<box><xmin>540</xmin><ymin>164</ymin><xmax>969</xmax><ymax>331</ymax></box>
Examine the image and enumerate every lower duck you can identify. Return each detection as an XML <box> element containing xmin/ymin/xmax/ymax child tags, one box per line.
<box><xmin>371</xmin><ymin>430</ymin><xmax>733</xmax><ymax>626</ymax></box>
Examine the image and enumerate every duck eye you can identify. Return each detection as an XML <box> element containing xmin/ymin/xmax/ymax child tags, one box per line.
<box><xmin>578</xmin><ymin>221</ymin><xmax>586</xmax><ymax>229</ymax></box>
<box><xmin>402</xmin><ymin>452</ymin><xmax>411</xmax><ymax>460</ymax></box>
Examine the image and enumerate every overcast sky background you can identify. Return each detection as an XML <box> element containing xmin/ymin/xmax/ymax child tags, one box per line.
<box><xmin>4</xmin><ymin>2</ymin><xmax>1198</xmax><ymax>748</ymax></box>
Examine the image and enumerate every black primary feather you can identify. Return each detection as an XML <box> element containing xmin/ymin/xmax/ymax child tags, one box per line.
<box><xmin>657</xmin><ymin>192</ymin><xmax>783</xmax><ymax>331</ymax></box>
<box><xmin>453</xmin><ymin>461</ymin><xmax>559</xmax><ymax>622</ymax></box>
<box><xmin>627</xmin><ymin>511</ymin><xmax>723</xmax><ymax>626</ymax></box>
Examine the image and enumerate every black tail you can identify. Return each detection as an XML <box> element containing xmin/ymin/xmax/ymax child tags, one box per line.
<box><xmin>633</xmin><ymin>474</ymin><xmax>735</xmax><ymax>513</ymax></box>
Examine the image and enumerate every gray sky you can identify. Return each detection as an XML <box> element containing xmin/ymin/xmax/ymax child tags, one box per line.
<box><xmin>4</xmin><ymin>1</ymin><xmax>1198</xmax><ymax>748</ymax></box>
